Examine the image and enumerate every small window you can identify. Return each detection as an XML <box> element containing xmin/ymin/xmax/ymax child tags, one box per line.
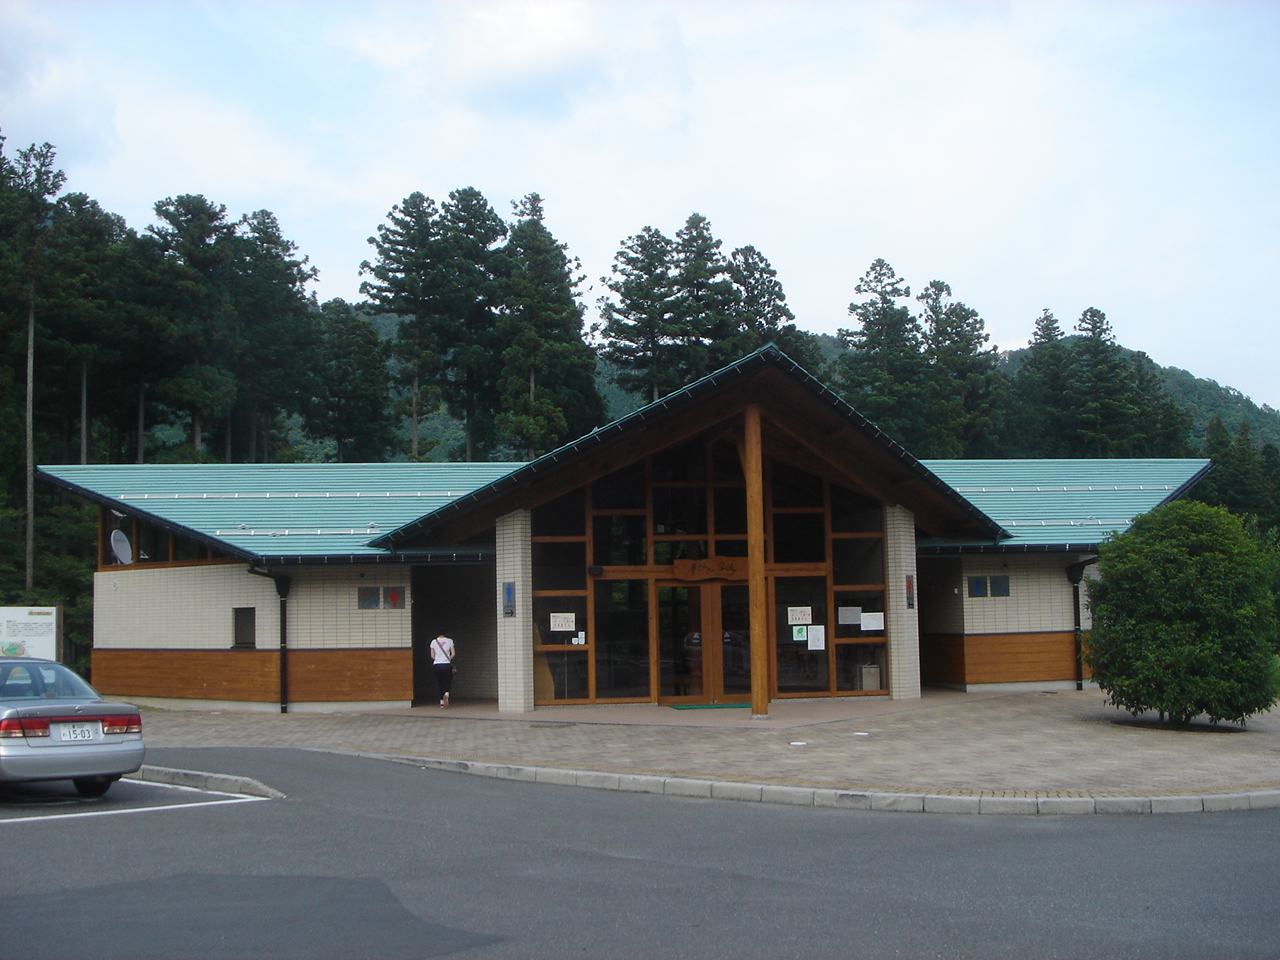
<box><xmin>967</xmin><ymin>575</ymin><xmax>1010</xmax><ymax>598</ymax></box>
<box><xmin>233</xmin><ymin>607</ymin><xmax>257</xmax><ymax>648</ymax></box>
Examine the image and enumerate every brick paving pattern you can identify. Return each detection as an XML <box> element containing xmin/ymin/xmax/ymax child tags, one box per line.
<box><xmin>141</xmin><ymin>689</ymin><xmax>1280</xmax><ymax>799</ymax></box>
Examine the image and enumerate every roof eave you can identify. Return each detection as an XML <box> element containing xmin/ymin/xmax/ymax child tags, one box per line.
<box><xmin>371</xmin><ymin>346</ymin><xmax>1007</xmax><ymax>547</ymax></box>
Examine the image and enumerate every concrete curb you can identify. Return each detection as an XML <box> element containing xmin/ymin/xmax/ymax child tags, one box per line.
<box><xmin>132</xmin><ymin>751</ymin><xmax>1279</xmax><ymax>815</ymax></box>
<box><xmin>127</xmin><ymin>764</ymin><xmax>286</xmax><ymax>800</ymax></box>
<box><xmin>376</xmin><ymin>753</ymin><xmax>1280</xmax><ymax>815</ymax></box>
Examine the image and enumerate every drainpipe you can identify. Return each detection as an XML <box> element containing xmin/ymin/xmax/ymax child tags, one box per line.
<box><xmin>1065</xmin><ymin>559</ymin><xmax>1095</xmax><ymax>691</ymax></box>
<box><xmin>249</xmin><ymin>566</ymin><xmax>293</xmax><ymax>713</ymax></box>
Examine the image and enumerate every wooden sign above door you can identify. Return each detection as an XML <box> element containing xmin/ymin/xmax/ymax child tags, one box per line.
<box><xmin>672</xmin><ymin>557</ymin><xmax>748</xmax><ymax>581</ymax></box>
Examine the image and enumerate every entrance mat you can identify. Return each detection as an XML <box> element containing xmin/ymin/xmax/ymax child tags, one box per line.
<box><xmin>670</xmin><ymin>703</ymin><xmax>751</xmax><ymax>710</ymax></box>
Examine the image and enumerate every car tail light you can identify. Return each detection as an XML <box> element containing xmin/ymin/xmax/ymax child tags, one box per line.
<box><xmin>0</xmin><ymin>717</ymin><xmax>50</xmax><ymax>737</ymax></box>
<box><xmin>103</xmin><ymin>713</ymin><xmax>142</xmax><ymax>735</ymax></box>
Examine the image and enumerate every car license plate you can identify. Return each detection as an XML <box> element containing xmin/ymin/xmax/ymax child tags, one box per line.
<box><xmin>58</xmin><ymin>721</ymin><xmax>98</xmax><ymax>742</ymax></box>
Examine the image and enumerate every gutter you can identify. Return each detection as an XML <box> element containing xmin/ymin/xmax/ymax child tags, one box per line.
<box><xmin>249</xmin><ymin>566</ymin><xmax>292</xmax><ymax>714</ymax></box>
<box><xmin>1064</xmin><ymin>557</ymin><xmax>1097</xmax><ymax>691</ymax></box>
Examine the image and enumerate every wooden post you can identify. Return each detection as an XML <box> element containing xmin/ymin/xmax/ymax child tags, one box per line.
<box><xmin>743</xmin><ymin>404</ymin><xmax>770</xmax><ymax>718</ymax></box>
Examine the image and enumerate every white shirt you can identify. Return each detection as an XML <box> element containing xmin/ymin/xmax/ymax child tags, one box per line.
<box><xmin>430</xmin><ymin>636</ymin><xmax>455</xmax><ymax>664</ymax></box>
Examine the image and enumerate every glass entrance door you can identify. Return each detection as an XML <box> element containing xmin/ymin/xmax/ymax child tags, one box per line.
<box><xmin>658</xmin><ymin>583</ymin><xmax>752</xmax><ymax>704</ymax></box>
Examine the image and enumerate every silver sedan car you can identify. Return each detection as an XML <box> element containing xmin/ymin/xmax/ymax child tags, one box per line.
<box><xmin>0</xmin><ymin>657</ymin><xmax>145</xmax><ymax>797</ymax></box>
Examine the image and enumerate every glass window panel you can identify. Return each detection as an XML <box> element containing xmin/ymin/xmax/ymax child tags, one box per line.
<box><xmin>990</xmin><ymin>575</ymin><xmax>1011</xmax><ymax>597</ymax></box>
<box><xmin>772</xmin><ymin>513</ymin><xmax>825</xmax><ymax>563</ymax></box>
<box><xmin>835</xmin><ymin>644</ymin><xmax>887</xmax><ymax>691</ymax></box>
<box><xmin>134</xmin><ymin>519</ymin><xmax>167</xmax><ymax>563</ymax></box>
<box><xmin>651</xmin><ymin>440</ymin><xmax>706</xmax><ymax>483</ymax></box>
<box><xmin>658</xmin><ymin>585</ymin><xmax>703</xmax><ymax>697</ymax></box>
<box><xmin>592</xmin><ymin>515</ymin><xmax>647</xmax><ymax>566</ymax></box>
<box><xmin>712</xmin><ymin>440</ymin><xmax>744</xmax><ymax>481</ymax></box>
<box><xmin>832</xmin><ymin>538</ymin><xmax>884</xmax><ymax>586</ymax></box>
<box><xmin>592</xmin><ymin>462</ymin><xmax>646</xmax><ymax>510</ymax></box>
<box><xmin>720</xmin><ymin>584</ymin><xmax>752</xmax><ymax>695</ymax></box>
<box><xmin>172</xmin><ymin>535</ymin><xmax>205</xmax><ymax>562</ymax></box>
<box><xmin>534</xmin><ymin>650</ymin><xmax>589</xmax><ymax>701</ymax></box>
<box><xmin>532</xmin><ymin>490</ymin><xmax>585</xmax><ymax>537</ymax></box>
<box><xmin>594</xmin><ymin>580</ymin><xmax>651</xmax><ymax>699</ymax></box>
<box><xmin>232</xmin><ymin>607</ymin><xmax>256</xmax><ymax>649</ymax></box>
<box><xmin>653</xmin><ymin>487</ymin><xmax>707</xmax><ymax>535</ymax></box>
<box><xmin>770</xmin><ymin>461</ymin><xmax>823</xmax><ymax>508</ymax></box>
<box><xmin>774</xmin><ymin>577</ymin><xmax>829</xmax><ymax>693</ymax></box>
<box><xmin>653</xmin><ymin>540</ymin><xmax>707</xmax><ymax>565</ymax></box>
<box><xmin>532</xmin><ymin>541</ymin><xmax>587</xmax><ymax>591</ymax></box>
<box><xmin>533</xmin><ymin>595</ymin><xmax>588</xmax><ymax>645</ymax></box>
<box><xmin>833</xmin><ymin>590</ymin><xmax>885</xmax><ymax>638</ymax></box>
<box><xmin>713</xmin><ymin>486</ymin><xmax>747</xmax><ymax>535</ymax></box>
<box><xmin>714</xmin><ymin>539</ymin><xmax>748</xmax><ymax>557</ymax></box>
<box><xmin>830</xmin><ymin>484</ymin><xmax>883</xmax><ymax>533</ymax></box>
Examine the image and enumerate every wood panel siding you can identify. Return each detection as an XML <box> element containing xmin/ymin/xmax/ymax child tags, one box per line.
<box><xmin>288</xmin><ymin>649</ymin><xmax>412</xmax><ymax>702</ymax></box>
<box><xmin>921</xmin><ymin>632</ymin><xmax>1079</xmax><ymax>685</ymax></box>
<box><xmin>91</xmin><ymin>648</ymin><xmax>412</xmax><ymax>702</ymax></box>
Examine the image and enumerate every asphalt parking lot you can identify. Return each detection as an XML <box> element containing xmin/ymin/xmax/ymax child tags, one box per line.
<box><xmin>0</xmin><ymin>776</ymin><xmax>268</xmax><ymax>823</ymax></box>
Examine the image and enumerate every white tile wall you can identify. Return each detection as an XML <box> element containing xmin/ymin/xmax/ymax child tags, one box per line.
<box><xmin>495</xmin><ymin>510</ymin><xmax>534</xmax><ymax>712</ymax></box>
<box><xmin>959</xmin><ymin>555</ymin><xmax>1093</xmax><ymax>635</ymax></box>
<box><xmin>884</xmin><ymin>505</ymin><xmax>921</xmax><ymax>700</ymax></box>
<box><xmin>290</xmin><ymin>568</ymin><xmax>412</xmax><ymax>649</ymax></box>
<box><xmin>94</xmin><ymin>564</ymin><xmax>414</xmax><ymax>651</ymax></box>
<box><xmin>95</xmin><ymin>566</ymin><xmax>278</xmax><ymax>650</ymax></box>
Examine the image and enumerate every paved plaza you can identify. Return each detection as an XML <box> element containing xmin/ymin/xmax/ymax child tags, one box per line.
<box><xmin>139</xmin><ymin>688</ymin><xmax>1280</xmax><ymax>811</ymax></box>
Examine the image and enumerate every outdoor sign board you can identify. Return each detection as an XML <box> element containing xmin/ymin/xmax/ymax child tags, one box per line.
<box><xmin>0</xmin><ymin>607</ymin><xmax>60</xmax><ymax>660</ymax></box>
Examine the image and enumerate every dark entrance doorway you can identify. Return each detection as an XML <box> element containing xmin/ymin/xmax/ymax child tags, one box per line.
<box><xmin>411</xmin><ymin>563</ymin><xmax>494</xmax><ymax>705</ymax></box>
<box><xmin>657</xmin><ymin>583</ymin><xmax>753</xmax><ymax>704</ymax></box>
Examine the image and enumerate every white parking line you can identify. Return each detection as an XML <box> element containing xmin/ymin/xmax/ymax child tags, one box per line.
<box><xmin>0</xmin><ymin>781</ymin><xmax>270</xmax><ymax>824</ymax></box>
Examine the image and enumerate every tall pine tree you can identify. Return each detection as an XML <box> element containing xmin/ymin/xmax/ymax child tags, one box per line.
<box><xmin>360</xmin><ymin>192</ymin><xmax>447</xmax><ymax>460</ymax></box>
<box><xmin>832</xmin><ymin>259</ymin><xmax>929</xmax><ymax>448</ymax></box>
<box><xmin>915</xmin><ymin>280</ymin><xmax>1007</xmax><ymax>458</ymax></box>
<box><xmin>496</xmin><ymin>194</ymin><xmax>603</xmax><ymax>459</ymax></box>
<box><xmin>598</xmin><ymin>226</ymin><xmax>680</xmax><ymax>402</ymax></box>
<box><xmin>728</xmin><ymin>244</ymin><xmax>823</xmax><ymax>371</ymax></box>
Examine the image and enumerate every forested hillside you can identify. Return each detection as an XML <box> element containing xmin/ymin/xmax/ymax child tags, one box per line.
<box><xmin>3</xmin><ymin>135</ymin><xmax>1276</xmax><ymax>664</ymax></box>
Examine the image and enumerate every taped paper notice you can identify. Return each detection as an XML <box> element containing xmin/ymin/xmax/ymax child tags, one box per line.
<box><xmin>861</xmin><ymin>612</ymin><xmax>885</xmax><ymax>631</ymax></box>
<box><xmin>807</xmin><ymin>625</ymin><xmax>826</xmax><ymax>651</ymax></box>
<box><xmin>837</xmin><ymin>606</ymin><xmax>861</xmax><ymax>625</ymax></box>
<box><xmin>787</xmin><ymin>606</ymin><xmax>812</xmax><ymax>625</ymax></box>
<box><xmin>549</xmin><ymin>613</ymin><xmax>576</xmax><ymax>632</ymax></box>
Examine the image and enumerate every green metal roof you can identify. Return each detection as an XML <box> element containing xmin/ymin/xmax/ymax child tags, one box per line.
<box><xmin>371</xmin><ymin>344</ymin><xmax>1006</xmax><ymax>548</ymax></box>
<box><xmin>38</xmin><ymin>462</ymin><xmax>524</xmax><ymax>564</ymax></box>
<box><xmin>40</xmin><ymin>457</ymin><xmax>1211</xmax><ymax>562</ymax></box>
<box><xmin>919</xmin><ymin>459</ymin><xmax>1212</xmax><ymax>552</ymax></box>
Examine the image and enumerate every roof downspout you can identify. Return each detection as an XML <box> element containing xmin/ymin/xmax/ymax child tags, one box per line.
<box><xmin>249</xmin><ymin>566</ymin><xmax>293</xmax><ymax>714</ymax></box>
<box><xmin>1065</xmin><ymin>558</ymin><xmax>1096</xmax><ymax>691</ymax></box>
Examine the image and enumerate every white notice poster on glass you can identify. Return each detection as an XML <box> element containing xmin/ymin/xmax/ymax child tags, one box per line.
<box><xmin>837</xmin><ymin>606</ymin><xmax>861</xmax><ymax>625</ymax></box>
<box><xmin>861</xmin><ymin>612</ymin><xmax>885</xmax><ymax>631</ymax></box>
<box><xmin>549</xmin><ymin>613</ymin><xmax>576</xmax><ymax>632</ymax></box>
<box><xmin>787</xmin><ymin>606</ymin><xmax>812</xmax><ymax>625</ymax></box>
<box><xmin>807</xmin><ymin>625</ymin><xmax>826</xmax><ymax>651</ymax></box>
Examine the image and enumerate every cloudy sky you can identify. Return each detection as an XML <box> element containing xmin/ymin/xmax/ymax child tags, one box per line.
<box><xmin>3</xmin><ymin>0</ymin><xmax>1278</xmax><ymax>408</ymax></box>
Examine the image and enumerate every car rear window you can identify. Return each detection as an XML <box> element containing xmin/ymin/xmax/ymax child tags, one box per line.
<box><xmin>0</xmin><ymin>663</ymin><xmax>99</xmax><ymax>700</ymax></box>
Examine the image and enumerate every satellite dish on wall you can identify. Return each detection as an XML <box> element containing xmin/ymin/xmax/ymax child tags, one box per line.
<box><xmin>110</xmin><ymin>530</ymin><xmax>133</xmax><ymax>565</ymax></box>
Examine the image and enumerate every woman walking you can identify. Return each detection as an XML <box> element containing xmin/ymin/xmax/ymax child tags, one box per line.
<box><xmin>430</xmin><ymin>633</ymin><xmax>456</xmax><ymax>708</ymax></box>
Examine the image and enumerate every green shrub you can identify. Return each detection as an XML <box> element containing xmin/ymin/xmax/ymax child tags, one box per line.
<box><xmin>1085</xmin><ymin>500</ymin><xmax>1280</xmax><ymax>726</ymax></box>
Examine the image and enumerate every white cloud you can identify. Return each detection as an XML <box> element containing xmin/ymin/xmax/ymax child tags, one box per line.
<box><xmin>2</xmin><ymin>0</ymin><xmax>1278</xmax><ymax>408</ymax></box>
